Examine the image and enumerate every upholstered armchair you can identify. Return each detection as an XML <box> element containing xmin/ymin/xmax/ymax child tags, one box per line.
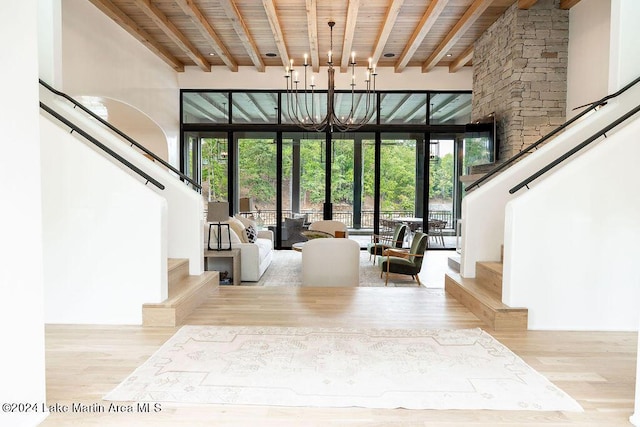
<box><xmin>378</xmin><ymin>232</ymin><xmax>428</xmax><ymax>286</ymax></box>
<box><xmin>367</xmin><ymin>223</ymin><xmax>408</xmax><ymax>264</ymax></box>
<box><xmin>302</xmin><ymin>238</ymin><xmax>360</xmax><ymax>286</ymax></box>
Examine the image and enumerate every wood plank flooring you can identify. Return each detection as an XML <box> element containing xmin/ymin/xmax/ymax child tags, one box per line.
<box><xmin>42</xmin><ymin>280</ymin><xmax>637</xmax><ymax>426</ymax></box>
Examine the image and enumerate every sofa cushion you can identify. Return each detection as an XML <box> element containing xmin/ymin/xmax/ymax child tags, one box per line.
<box><xmin>254</xmin><ymin>238</ymin><xmax>272</xmax><ymax>263</ymax></box>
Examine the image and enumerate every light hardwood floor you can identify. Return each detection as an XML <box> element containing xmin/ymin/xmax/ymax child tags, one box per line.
<box><xmin>42</xmin><ymin>261</ymin><xmax>637</xmax><ymax>426</ymax></box>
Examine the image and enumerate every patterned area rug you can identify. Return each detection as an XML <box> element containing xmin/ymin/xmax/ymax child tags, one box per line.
<box><xmin>253</xmin><ymin>250</ymin><xmax>428</xmax><ymax>287</ymax></box>
<box><xmin>105</xmin><ymin>326</ymin><xmax>582</xmax><ymax>411</ymax></box>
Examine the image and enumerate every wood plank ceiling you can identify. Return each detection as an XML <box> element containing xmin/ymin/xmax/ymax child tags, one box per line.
<box><xmin>88</xmin><ymin>0</ymin><xmax>582</xmax><ymax>74</ymax></box>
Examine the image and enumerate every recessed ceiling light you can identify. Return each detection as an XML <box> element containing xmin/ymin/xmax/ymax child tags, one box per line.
<box><xmin>446</xmin><ymin>53</ymin><xmax>452</xmax><ymax>57</ymax></box>
<box><xmin>266</xmin><ymin>52</ymin><xmax>277</xmax><ymax>57</ymax></box>
<box><xmin>383</xmin><ymin>53</ymin><xmax>395</xmax><ymax>58</ymax></box>
<box><xmin>208</xmin><ymin>52</ymin><xmax>215</xmax><ymax>56</ymax></box>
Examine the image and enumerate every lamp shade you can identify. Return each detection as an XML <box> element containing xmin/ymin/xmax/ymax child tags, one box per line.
<box><xmin>207</xmin><ymin>201</ymin><xmax>229</xmax><ymax>223</ymax></box>
<box><xmin>239</xmin><ymin>197</ymin><xmax>253</xmax><ymax>213</ymax></box>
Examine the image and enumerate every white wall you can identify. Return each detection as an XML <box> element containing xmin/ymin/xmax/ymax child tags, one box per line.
<box><xmin>61</xmin><ymin>0</ymin><xmax>180</xmax><ymax>165</ymax></box>
<box><xmin>178</xmin><ymin>64</ymin><xmax>473</xmax><ymax>91</ymax></box>
<box><xmin>461</xmin><ymin>81</ymin><xmax>640</xmax><ymax>277</ymax></box>
<box><xmin>460</xmin><ymin>0</ymin><xmax>631</xmax><ymax>278</ymax></box>
<box><xmin>609</xmin><ymin>0</ymin><xmax>640</xmax><ymax>92</ymax></box>
<box><xmin>566</xmin><ymin>0</ymin><xmax>610</xmax><ymax>117</ymax></box>
<box><xmin>0</xmin><ymin>1</ymin><xmax>48</xmax><ymax>426</ymax></box>
<box><xmin>503</xmin><ymin>116</ymin><xmax>640</xmax><ymax>330</ymax></box>
<box><xmin>40</xmin><ymin>116</ymin><xmax>168</xmax><ymax>324</ymax></box>
<box><xmin>38</xmin><ymin>0</ymin><xmax>62</xmax><ymax>87</ymax></box>
<box><xmin>41</xmin><ymin>90</ymin><xmax>205</xmax><ymax>275</ymax></box>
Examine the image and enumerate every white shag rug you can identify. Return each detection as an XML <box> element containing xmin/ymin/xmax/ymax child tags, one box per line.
<box><xmin>105</xmin><ymin>325</ymin><xmax>582</xmax><ymax>411</ymax></box>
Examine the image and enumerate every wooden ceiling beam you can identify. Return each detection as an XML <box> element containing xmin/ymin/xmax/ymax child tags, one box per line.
<box><xmin>371</xmin><ymin>0</ymin><xmax>405</xmax><ymax>67</ymax></box>
<box><xmin>448</xmin><ymin>44</ymin><xmax>474</xmax><ymax>73</ymax></box>
<box><xmin>518</xmin><ymin>0</ymin><xmax>539</xmax><ymax>9</ymax></box>
<box><xmin>560</xmin><ymin>0</ymin><xmax>582</xmax><ymax>9</ymax></box>
<box><xmin>262</xmin><ymin>0</ymin><xmax>290</xmax><ymax>70</ymax></box>
<box><xmin>174</xmin><ymin>0</ymin><xmax>238</xmax><ymax>72</ymax></box>
<box><xmin>395</xmin><ymin>0</ymin><xmax>450</xmax><ymax>73</ymax></box>
<box><xmin>340</xmin><ymin>0</ymin><xmax>361</xmax><ymax>73</ymax></box>
<box><xmin>87</xmin><ymin>0</ymin><xmax>184</xmax><ymax>72</ymax></box>
<box><xmin>219</xmin><ymin>0</ymin><xmax>265</xmax><ymax>72</ymax></box>
<box><xmin>422</xmin><ymin>0</ymin><xmax>493</xmax><ymax>73</ymax></box>
<box><xmin>133</xmin><ymin>0</ymin><xmax>210</xmax><ymax>72</ymax></box>
<box><xmin>305</xmin><ymin>0</ymin><xmax>320</xmax><ymax>73</ymax></box>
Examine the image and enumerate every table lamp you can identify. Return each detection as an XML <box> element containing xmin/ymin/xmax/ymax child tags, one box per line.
<box><xmin>239</xmin><ymin>197</ymin><xmax>253</xmax><ymax>214</ymax></box>
<box><xmin>207</xmin><ymin>201</ymin><xmax>231</xmax><ymax>251</ymax></box>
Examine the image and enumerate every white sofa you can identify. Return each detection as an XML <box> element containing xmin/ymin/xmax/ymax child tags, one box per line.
<box><xmin>236</xmin><ymin>229</ymin><xmax>273</xmax><ymax>282</ymax></box>
<box><xmin>205</xmin><ymin>217</ymin><xmax>273</xmax><ymax>282</ymax></box>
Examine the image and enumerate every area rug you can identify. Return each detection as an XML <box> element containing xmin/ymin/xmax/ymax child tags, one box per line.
<box><xmin>104</xmin><ymin>326</ymin><xmax>582</xmax><ymax>411</ymax></box>
<box><xmin>254</xmin><ymin>250</ymin><xmax>433</xmax><ymax>288</ymax></box>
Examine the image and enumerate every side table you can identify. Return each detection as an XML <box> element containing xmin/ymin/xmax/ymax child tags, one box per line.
<box><xmin>204</xmin><ymin>248</ymin><xmax>241</xmax><ymax>286</ymax></box>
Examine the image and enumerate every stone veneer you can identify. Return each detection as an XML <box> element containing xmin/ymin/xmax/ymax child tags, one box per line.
<box><xmin>472</xmin><ymin>0</ymin><xmax>569</xmax><ymax>167</ymax></box>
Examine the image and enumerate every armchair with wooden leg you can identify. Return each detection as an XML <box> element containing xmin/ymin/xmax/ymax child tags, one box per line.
<box><xmin>379</xmin><ymin>232</ymin><xmax>428</xmax><ymax>286</ymax></box>
<box><xmin>367</xmin><ymin>223</ymin><xmax>408</xmax><ymax>265</ymax></box>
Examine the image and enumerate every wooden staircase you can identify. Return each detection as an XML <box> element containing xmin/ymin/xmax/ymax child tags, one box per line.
<box><xmin>142</xmin><ymin>258</ymin><xmax>219</xmax><ymax>327</ymax></box>
<box><xmin>444</xmin><ymin>249</ymin><xmax>528</xmax><ymax>331</ymax></box>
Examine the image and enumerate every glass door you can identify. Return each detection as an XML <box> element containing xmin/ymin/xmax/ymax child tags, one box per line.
<box><xmin>379</xmin><ymin>133</ymin><xmax>425</xmax><ymax>240</ymax></box>
<box><xmin>235</xmin><ymin>132</ymin><xmax>277</xmax><ymax>231</ymax></box>
<box><xmin>330</xmin><ymin>133</ymin><xmax>375</xmax><ymax>247</ymax></box>
<box><xmin>279</xmin><ymin>132</ymin><xmax>326</xmax><ymax>248</ymax></box>
<box><xmin>183</xmin><ymin>131</ymin><xmax>229</xmax><ymax>215</ymax></box>
<box><xmin>427</xmin><ymin>133</ymin><xmax>464</xmax><ymax>249</ymax></box>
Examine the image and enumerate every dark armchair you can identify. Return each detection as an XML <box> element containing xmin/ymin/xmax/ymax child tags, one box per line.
<box><xmin>379</xmin><ymin>232</ymin><xmax>428</xmax><ymax>286</ymax></box>
<box><xmin>367</xmin><ymin>223</ymin><xmax>408</xmax><ymax>265</ymax></box>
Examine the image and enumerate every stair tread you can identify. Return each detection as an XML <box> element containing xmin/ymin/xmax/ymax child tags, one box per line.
<box><xmin>445</xmin><ymin>272</ymin><xmax>526</xmax><ymax>312</ymax></box>
<box><xmin>145</xmin><ymin>271</ymin><xmax>218</xmax><ymax>308</ymax></box>
<box><xmin>168</xmin><ymin>258</ymin><xmax>189</xmax><ymax>272</ymax></box>
<box><xmin>477</xmin><ymin>261</ymin><xmax>503</xmax><ymax>274</ymax></box>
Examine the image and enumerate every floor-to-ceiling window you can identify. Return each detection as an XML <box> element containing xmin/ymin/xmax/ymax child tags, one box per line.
<box><xmin>181</xmin><ymin>89</ymin><xmax>476</xmax><ymax>250</ymax></box>
<box><xmin>428</xmin><ymin>134</ymin><xmax>463</xmax><ymax>249</ymax></box>
<box><xmin>235</xmin><ymin>132</ymin><xmax>277</xmax><ymax>226</ymax></box>
<box><xmin>379</xmin><ymin>133</ymin><xmax>424</xmax><ymax>240</ymax></box>
<box><xmin>183</xmin><ymin>131</ymin><xmax>228</xmax><ymax>208</ymax></box>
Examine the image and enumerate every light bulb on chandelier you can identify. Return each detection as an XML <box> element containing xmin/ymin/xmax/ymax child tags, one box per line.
<box><xmin>284</xmin><ymin>21</ymin><xmax>378</xmax><ymax>132</ymax></box>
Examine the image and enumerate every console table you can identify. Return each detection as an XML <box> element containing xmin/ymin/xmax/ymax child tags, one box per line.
<box><xmin>204</xmin><ymin>248</ymin><xmax>241</xmax><ymax>286</ymax></box>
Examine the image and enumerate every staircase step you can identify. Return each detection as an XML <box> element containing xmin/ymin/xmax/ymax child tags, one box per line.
<box><xmin>476</xmin><ymin>261</ymin><xmax>503</xmax><ymax>297</ymax></box>
<box><xmin>143</xmin><ymin>271</ymin><xmax>219</xmax><ymax>327</ymax></box>
<box><xmin>447</xmin><ymin>255</ymin><xmax>461</xmax><ymax>272</ymax></box>
<box><xmin>168</xmin><ymin>258</ymin><xmax>190</xmax><ymax>298</ymax></box>
<box><xmin>445</xmin><ymin>272</ymin><xmax>527</xmax><ymax>331</ymax></box>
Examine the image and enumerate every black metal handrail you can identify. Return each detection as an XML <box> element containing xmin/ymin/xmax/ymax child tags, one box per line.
<box><xmin>467</xmin><ymin>75</ymin><xmax>640</xmax><ymax>192</ymax></box>
<box><xmin>39</xmin><ymin>79</ymin><xmax>200</xmax><ymax>190</ymax></box>
<box><xmin>509</xmin><ymin>103</ymin><xmax>640</xmax><ymax>194</ymax></box>
<box><xmin>40</xmin><ymin>102</ymin><xmax>165</xmax><ymax>190</ymax></box>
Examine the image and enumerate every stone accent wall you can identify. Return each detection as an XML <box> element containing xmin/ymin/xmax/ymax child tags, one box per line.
<box><xmin>472</xmin><ymin>0</ymin><xmax>569</xmax><ymax>167</ymax></box>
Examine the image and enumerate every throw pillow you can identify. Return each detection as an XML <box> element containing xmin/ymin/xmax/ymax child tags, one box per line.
<box><xmin>227</xmin><ymin>216</ymin><xmax>248</xmax><ymax>243</ymax></box>
<box><xmin>235</xmin><ymin>214</ymin><xmax>257</xmax><ymax>230</ymax></box>
<box><xmin>245</xmin><ymin>225</ymin><xmax>257</xmax><ymax>243</ymax></box>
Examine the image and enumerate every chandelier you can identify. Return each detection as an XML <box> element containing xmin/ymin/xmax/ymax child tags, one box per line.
<box><xmin>284</xmin><ymin>21</ymin><xmax>378</xmax><ymax>132</ymax></box>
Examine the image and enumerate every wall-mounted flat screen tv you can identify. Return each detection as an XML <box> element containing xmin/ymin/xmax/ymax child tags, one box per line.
<box><xmin>463</xmin><ymin>114</ymin><xmax>497</xmax><ymax>169</ymax></box>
